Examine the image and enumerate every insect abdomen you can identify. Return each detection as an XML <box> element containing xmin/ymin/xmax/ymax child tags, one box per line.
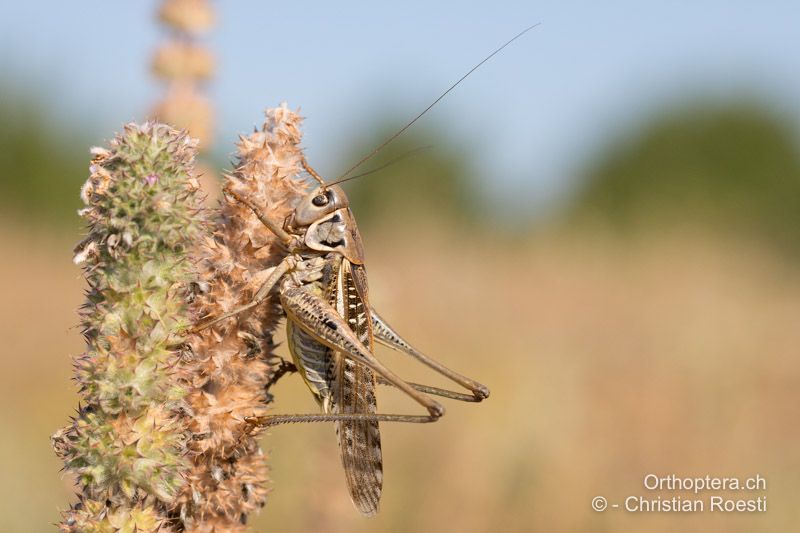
<box><xmin>286</xmin><ymin>319</ymin><xmax>333</xmax><ymax>408</ymax></box>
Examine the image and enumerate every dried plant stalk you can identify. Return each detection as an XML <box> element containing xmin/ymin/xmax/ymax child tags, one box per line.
<box><xmin>153</xmin><ymin>43</ymin><xmax>215</xmax><ymax>81</ymax></box>
<box><xmin>152</xmin><ymin>0</ymin><xmax>215</xmax><ymax>147</ymax></box>
<box><xmin>52</xmin><ymin>123</ymin><xmax>204</xmax><ymax>531</ymax></box>
<box><xmin>175</xmin><ymin>104</ymin><xmax>311</xmax><ymax>531</ymax></box>
<box><xmin>159</xmin><ymin>0</ymin><xmax>216</xmax><ymax>34</ymax></box>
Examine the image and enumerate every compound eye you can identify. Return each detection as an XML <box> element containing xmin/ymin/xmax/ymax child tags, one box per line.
<box><xmin>312</xmin><ymin>193</ymin><xmax>329</xmax><ymax>207</ymax></box>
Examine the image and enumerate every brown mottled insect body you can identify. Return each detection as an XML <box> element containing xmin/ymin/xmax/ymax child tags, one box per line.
<box><xmin>284</xmin><ymin>242</ymin><xmax>384</xmax><ymax>515</ymax></box>
<box><xmin>194</xmin><ymin>24</ymin><xmax>540</xmax><ymax>515</ymax></box>
<box><xmin>195</xmin><ymin>183</ymin><xmax>487</xmax><ymax>515</ymax></box>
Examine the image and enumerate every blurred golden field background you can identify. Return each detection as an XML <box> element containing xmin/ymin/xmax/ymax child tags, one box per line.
<box><xmin>2</xmin><ymin>2</ymin><xmax>800</xmax><ymax>532</ymax></box>
<box><xmin>3</xmin><ymin>221</ymin><xmax>800</xmax><ymax>532</ymax></box>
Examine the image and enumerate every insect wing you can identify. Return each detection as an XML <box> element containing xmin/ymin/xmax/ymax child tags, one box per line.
<box><xmin>331</xmin><ymin>259</ymin><xmax>383</xmax><ymax>516</ymax></box>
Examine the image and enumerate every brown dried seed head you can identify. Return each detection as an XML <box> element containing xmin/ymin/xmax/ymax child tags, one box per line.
<box><xmin>174</xmin><ymin>105</ymin><xmax>311</xmax><ymax>529</ymax></box>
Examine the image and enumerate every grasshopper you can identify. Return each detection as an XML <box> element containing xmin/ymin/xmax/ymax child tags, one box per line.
<box><xmin>194</xmin><ymin>25</ymin><xmax>537</xmax><ymax>516</ymax></box>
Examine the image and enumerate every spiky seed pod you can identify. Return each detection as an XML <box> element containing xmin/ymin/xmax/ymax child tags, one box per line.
<box><xmin>152</xmin><ymin>42</ymin><xmax>215</xmax><ymax>81</ymax></box>
<box><xmin>174</xmin><ymin>103</ymin><xmax>311</xmax><ymax>531</ymax></box>
<box><xmin>159</xmin><ymin>0</ymin><xmax>215</xmax><ymax>35</ymax></box>
<box><xmin>53</xmin><ymin>122</ymin><xmax>204</xmax><ymax>532</ymax></box>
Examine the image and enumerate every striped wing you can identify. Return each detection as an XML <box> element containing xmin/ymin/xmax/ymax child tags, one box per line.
<box><xmin>331</xmin><ymin>259</ymin><xmax>383</xmax><ymax>516</ymax></box>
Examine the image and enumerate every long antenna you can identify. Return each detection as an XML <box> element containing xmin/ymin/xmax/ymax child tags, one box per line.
<box><xmin>327</xmin><ymin>145</ymin><xmax>432</xmax><ymax>187</ymax></box>
<box><xmin>333</xmin><ymin>23</ymin><xmax>540</xmax><ymax>182</ymax></box>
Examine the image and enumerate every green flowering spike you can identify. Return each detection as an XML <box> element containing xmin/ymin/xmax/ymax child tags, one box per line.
<box><xmin>57</xmin><ymin>497</ymin><xmax>168</xmax><ymax>533</ymax></box>
<box><xmin>53</xmin><ymin>122</ymin><xmax>203</xmax><ymax>532</ymax></box>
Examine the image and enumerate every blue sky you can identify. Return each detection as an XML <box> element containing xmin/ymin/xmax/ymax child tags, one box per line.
<box><xmin>1</xmin><ymin>1</ymin><xmax>798</xmax><ymax>212</ymax></box>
